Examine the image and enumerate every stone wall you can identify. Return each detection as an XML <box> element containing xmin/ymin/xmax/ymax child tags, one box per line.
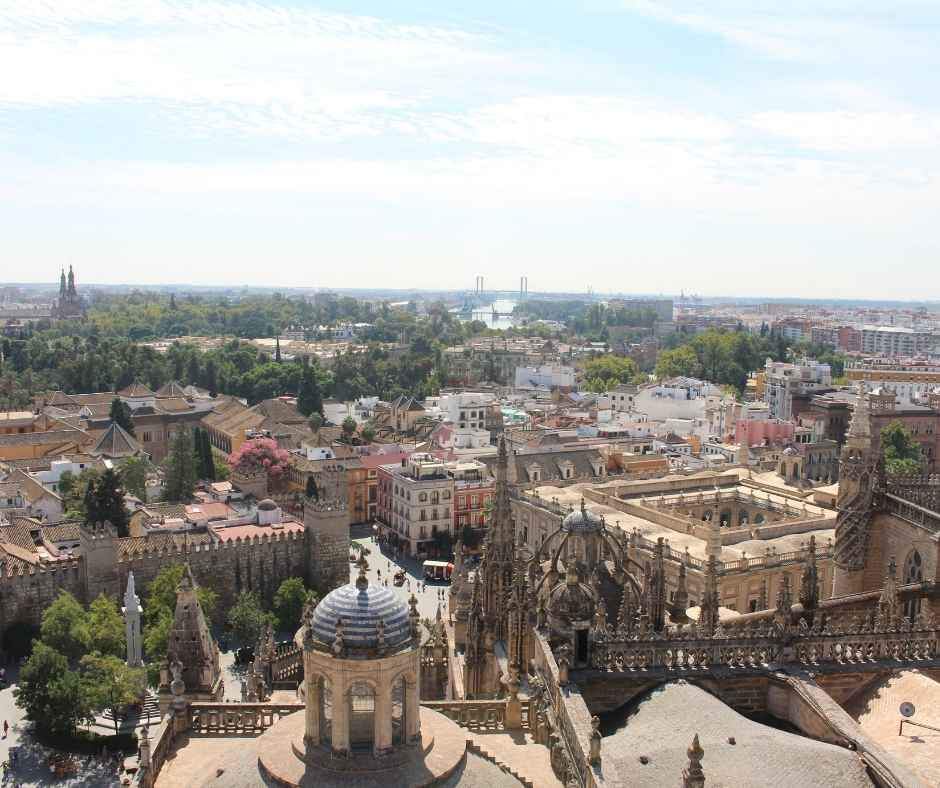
<box><xmin>116</xmin><ymin>531</ymin><xmax>308</xmax><ymax>610</ymax></box>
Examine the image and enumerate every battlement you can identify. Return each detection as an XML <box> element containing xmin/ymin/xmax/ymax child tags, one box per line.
<box><xmin>0</xmin><ymin>558</ymin><xmax>81</xmax><ymax>581</ymax></box>
<box><xmin>116</xmin><ymin>529</ymin><xmax>305</xmax><ymax>565</ymax></box>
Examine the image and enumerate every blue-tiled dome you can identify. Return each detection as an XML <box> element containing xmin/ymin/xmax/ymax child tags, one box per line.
<box><xmin>310</xmin><ymin>580</ymin><xmax>412</xmax><ymax>656</ymax></box>
<box><xmin>562</xmin><ymin>498</ymin><xmax>603</xmax><ymax>533</ymax></box>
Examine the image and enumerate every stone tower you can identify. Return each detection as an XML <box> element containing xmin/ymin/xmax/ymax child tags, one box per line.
<box><xmin>79</xmin><ymin>521</ymin><xmax>119</xmax><ymax>600</ymax></box>
<box><xmin>123</xmin><ymin>571</ymin><xmax>143</xmax><ymax>667</ymax></box>
<box><xmin>833</xmin><ymin>384</ymin><xmax>878</xmax><ymax>596</ymax></box>
<box><xmin>304</xmin><ymin>462</ymin><xmax>351</xmax><ymax>594</ymax></box>
<box><xmin>158</xmin><ymin>564</ymin><xmax>223</xmax><ymax>713</ymax></box>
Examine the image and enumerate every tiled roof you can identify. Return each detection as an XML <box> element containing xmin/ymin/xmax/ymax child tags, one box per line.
<box><xmin>153</xmin><ymin>397</ymin><xmax>196</xmax><ymax>414</ymax></box>
<box><xmin>41</xmin><ymin>522</ymin><xmax>81</xmax><ymax>542</ymax></box>
<box><xmin>155</xmin><ymin>381</ymin><xmax>190</xmax><ymax>398</ymax></box>
<box><xmin>118</xmin><ymin>382</ymin><xmax>155</xmax><ymax>398</ymax></box>
<box><xmin>92</xmin><ymin>422</ymin><xmax>143</xmax><ymax>458</ymax></box>
<box><xmin>0</xmin><ymin>429</ymin><xmax>88</xmax><ymax>448</ymax></box>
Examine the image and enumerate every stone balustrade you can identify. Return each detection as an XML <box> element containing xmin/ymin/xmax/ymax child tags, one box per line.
<box><xmin>189</xmin><ymin>702</ymin><xmax>303</xmax><ymax>734</ymax></box>
<box><xmin>421</xmin><ymin>699</ymin><xmax>530</xmax><ymax>731</ymax></box>
<box><xmin>591</xmin><ymin>620</ymin><xmax>940</xmax><ymax>674</ymax></box>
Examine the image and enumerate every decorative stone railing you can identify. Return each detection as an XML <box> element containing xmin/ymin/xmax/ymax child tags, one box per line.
<box><xmin>590</xmin><ymin>621</ymin><xmax>940</xmax><ymax>673</ymax></box>
<box><xmin>884</xmin><ymin>493</ymin><xmax>940</xmax><ymax>533</ymax></box>
<box><xmin>189</xmin><ymin>702</ymin><xmax>304</xmax><ymax>734</ymax></box>
<box><xmin>421</xmin><ymin>699</ymin><xmax>530</xmax><ymax>730</ymax></box>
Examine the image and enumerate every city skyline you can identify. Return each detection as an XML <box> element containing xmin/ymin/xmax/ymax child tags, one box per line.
<box><xmin>2</xmin><ymin>1</ymin><xmax>939</xmax><ymax>297</ymax></box>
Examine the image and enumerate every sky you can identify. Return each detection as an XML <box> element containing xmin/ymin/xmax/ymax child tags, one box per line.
<box><xmin>1</xmin><ymin>0</ymin><xmax>939</xmax><ymax>298</ymax></box>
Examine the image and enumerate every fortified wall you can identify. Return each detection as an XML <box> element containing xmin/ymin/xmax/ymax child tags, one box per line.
<box><xmin>0</xmin><ymin>497</ymin><xmax>349</xmax><ymax>642</ymax></box>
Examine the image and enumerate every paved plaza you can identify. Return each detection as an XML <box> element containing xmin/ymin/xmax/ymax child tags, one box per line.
<box><xmin>351</xmin><ymin>536</ymin><xmax>453</xmax><ymax>623</ymax></box>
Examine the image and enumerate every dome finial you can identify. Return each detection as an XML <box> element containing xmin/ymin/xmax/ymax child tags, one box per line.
<box><xmin>355</xmin><ymin>554</ymin><xmax>369</xmax><ymax>591</ymax></box>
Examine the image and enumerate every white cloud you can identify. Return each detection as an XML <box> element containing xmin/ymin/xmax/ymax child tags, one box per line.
<box><xmin>750</xmin><ymin>111</ymin><xmax>940</xmax><ymax>152</ymax></box>
<box><xmin>622</xmin><ymin>1</ymin><xmax>939</xmax><ymax>63</ymax></box>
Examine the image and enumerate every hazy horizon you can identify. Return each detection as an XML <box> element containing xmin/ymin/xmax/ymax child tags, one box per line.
<box><xmin>2</xmin><ymin>1</ymin><xmax>939</xmax><ymax>298</ymax></box>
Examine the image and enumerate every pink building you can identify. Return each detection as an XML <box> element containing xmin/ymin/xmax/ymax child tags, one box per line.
<box><xmin>735</xmin><ymin>418</ymin><xmax>794</xmax><ymax>447</ymax></box>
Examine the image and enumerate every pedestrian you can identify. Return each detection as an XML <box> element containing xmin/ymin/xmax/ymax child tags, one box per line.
<box><xmin>3</xmin><ymin>720</ymin><xmax>8</xmax><ymax>738</ymax></box>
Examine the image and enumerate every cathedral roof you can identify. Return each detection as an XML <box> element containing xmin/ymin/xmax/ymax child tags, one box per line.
<box><xmin>309</xmin><ymin>574</ymin><xmax>411</xmax><ymax>657</ymax></box>
<box><xmin>605</xmin><ymin>681</ymin><xmax>873</xmax><ymax>787</ymax></box>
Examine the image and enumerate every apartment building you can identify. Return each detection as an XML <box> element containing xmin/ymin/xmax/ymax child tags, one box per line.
<box><xmin>376</xmin><ymin>453</ymin><xmax>454</xmax><ymax>557</ymax></box>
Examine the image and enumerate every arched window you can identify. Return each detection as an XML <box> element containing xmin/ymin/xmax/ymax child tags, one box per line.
<box><xmin>702</xmin><ymin>510</ymin><xmax>713</xmax><ymax>522</ymax></box>
<box><xmin>754</xmin><ymin>514</ymin><xmax>766</xmax><ymax>525</ymax></box>
<box><xmin>739</xmin><ymin>511</ymin><xmax>749</xmax><ymax>526</ymax></box>
<box><xmin>348</xmin><ymin>681</ymin><xmax>375</xmax><ymax>752</ymax></box>
<box><xmin>719</xmin><ymin>509</ymin><xmax>732</xmax><ymax>528</ymax></box>
<box><xmin>904</xmin><ymin>550</ymin><xmax>924</xmax><ymax>619</ymax></box>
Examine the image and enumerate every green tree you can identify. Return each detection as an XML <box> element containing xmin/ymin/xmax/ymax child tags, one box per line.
<box><xmin>143</xmin><ymin>611</ymin><xmax>173</xmax><ymax>664</ymax></box>
<box><xmin>80</xmin><ymin>653</ymin><xmax>147</xmax><ymax>734</ymax></box>
<box><xmin>109</xmin><ymin>397</ymin><xmax>135</xmax><ymax>435</ymax></box>
<box><xmin>227</xmin><ymin>590</ymin><xmax>274</xmax><ymax>646</ymax></box>
<box><xmin>655</xmin><ymin>345</ymin><xmax>699</xmax><ymax>379</ymax></box>
<box><xmin>881</xmin><ymin>421</ymin><xmax>923</xmax><ymax>476</ymax></box>
<box><xmin>360</xmin><ymin>423</ymin><xmax>376</xmax><ymax>443</ymax></box>
<box><xmin>272</xmin><ymin>577</ymin><xmax>317</xmax><ymax>632</ymax></box>
<box><xmin>15</xmin><ymin>642</ymin><xmax>90</xmax><ymax>736</ymax></box>
<box><xmin>305</xmin><ymin>474</ymin><xmax>319</xmax><ymax>500</ymax></box>
<box><xmin>308</xmin><ymin>412</ymin><xmax>323</xmax><ymax>432</ymax></box>
<box><xmin>87</xmin><ymin>593</ymin><xmax>127</xmax><ymax>659</ymax></box>
<box><xmin>582</xmin><ymin>355</ymin><xmax>641</xmax><ymax>390</ymax></box>
<box><xmin>164</xmin><ymin>427</ymin><xmax>197</xmax><ymax>502</ymax></box>
<box><xmin>88</xmin><ymin>467</ymin><xmax>129</xmax><ymax>537</ymax></box>
<box><xmin>341</xmin><ymin>416</ymin><xmax>358</xmax><ymax>443</ymax></box>
<box><xmin>297</xmin><ymin>364</ymin><xmax>324</xmax><ymax>417</ymax></box>
<box><xmin>62</xmin><ymin>467</ymin><xmax>101</xmax><ymax>520</ymax></box>
<box><xmin>118</xmin><ymin>456</ymin><xmax>151</xmax><ymax>500</ymax></box>
<box><xmin>40</xmin><ymin>591</ymin><xmax>90</xmax><ymax>663</ymax></box>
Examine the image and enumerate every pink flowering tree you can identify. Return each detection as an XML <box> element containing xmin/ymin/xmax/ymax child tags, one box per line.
<box><xmin>228</xmin><ymin>438</ymin><xmax>291</xmax><ymax>490</ymax></box>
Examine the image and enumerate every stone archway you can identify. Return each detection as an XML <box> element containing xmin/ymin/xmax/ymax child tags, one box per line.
<box><xmin>348</xmin><ymin>681</ymin><xmax>376</xmax><ymax>752</ymax></box>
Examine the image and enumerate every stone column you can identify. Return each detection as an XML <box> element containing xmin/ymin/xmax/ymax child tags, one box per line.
<box><xmin>405</xmin><ymin>677</ymin><xmax>421</xmax><ymax>742</ymax></box>
<box><xmin>331</xmin><ymin>675</ymin><xmax>349</xmax><ymax>755</ymax></box>
<box><xmin>374</xmin><ymin>679</ymin><xmax>393</xmax><ymax>754</ymax></box>
<box><xmin>304</xmin><ymin>673</ymin><xmax>320</xmax><ymax>744</ymax></box>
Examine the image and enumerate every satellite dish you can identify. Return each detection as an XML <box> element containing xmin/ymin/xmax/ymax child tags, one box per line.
<box><xmin>900</xmin><ymin>702</ymin><xmax>916</xmax><ymax>718</ymax></box>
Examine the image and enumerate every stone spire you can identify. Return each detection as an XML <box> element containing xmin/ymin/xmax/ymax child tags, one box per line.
<box><xmin>59</xmin><ymin>268</ymin><xmax>66</xmax><ymax>298</ymax></box>
<box><xmin>775</xmin><ymin>574</ymin><xmax>792</xmax><ymax>629</ymax></box>
<box><xmin>877</xmin><ymin>556</ymin><xmax>902</xmax><ymax>626</ymax></box>
<box><xmin>479</xmin><ymin>434</ymin><xmax>516</xmax><ymax>642</ymax></box>
<box><xmin>834</xmin><ymin>382</ymin><xmax>878</xmax><ymax>581</ymax></box>
<box><xmin>647</xmin><ymin>538</ymin><xmax>667</xmax><ymax>632</ymax></box>
<box><xmin>159</xmin><ymin>564</ymin><xmax>223</xmax><ymax>707</ymax></box>
<box><xmin>463</xmin><ymin>573</ymin><xmax>485</xmax><ymax>697</ymax></box>
<box><xmin>699</xmin><ymin>555</ymin><xmax>720</xmax><ymax>636</ymax></box>
<box><xmin>506</xmin><ymin>559</ymin><xmax>529</xmax><ymax>675</ymax></box>
<box><xmin>670</xmin><ymin>560</ymin><xmax>690</xmax><ymax>624</ymax></box>
<box><xmin>123</xmin><ymin>571</ymin><xmax>143</xmax><ymax>667</ymax></box>
<box><xmin>67</xmin><ymin>264</ymin><xmax>76</xmax><ymax>297</ymax></box>
<box><xmin>798</xmin><ymin>535</ymin><xmax>819</xmax><ymax>622</ymax></box>
<box><xmin>682</xmin><ymin>733</ymin><xmax>705</xmax><ymax>788</ymax></box>
<box><xmin>616</xmin><ymin>583</ymin><xmax>637</xmax><ymax>637</ymax></box>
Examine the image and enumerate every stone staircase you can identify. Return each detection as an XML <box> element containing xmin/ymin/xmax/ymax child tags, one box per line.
<box><xmin>101</xmin><ymin>690</ymin><xmax>161</xmax><ymax>724</ymax></box>
<box><xmin>466</xmin><ymin>740</ymin><xmax>536</xmax><ymax>788</ymax></box>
